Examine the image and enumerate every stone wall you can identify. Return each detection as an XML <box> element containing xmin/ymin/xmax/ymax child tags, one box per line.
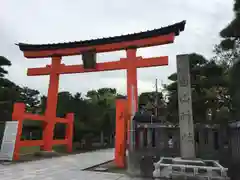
<box><xmin>135</xmin><ymin>126</ymin><xmax>224</xmax><ymax>160</ymax></box>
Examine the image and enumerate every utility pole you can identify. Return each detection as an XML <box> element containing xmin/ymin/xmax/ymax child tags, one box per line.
<box><xmin>127</xmin><ymin>85</ymin><xmax>138</xmax><ymax>175</ymax></box>
<box><xmin>155</xmin><ymin>78</ymin><xmax>158</xmax><ymax>117</ymax></box>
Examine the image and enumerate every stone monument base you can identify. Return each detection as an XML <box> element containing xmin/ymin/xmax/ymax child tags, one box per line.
<box><xmin>126</xmin><ymin>151</ymin><xmax>141</xmax><ymax>177</ymax></box>
<box><xmin>153</xmin><ymin>157</ymin><xmax>229</xmax><ymax>180</ymax></box>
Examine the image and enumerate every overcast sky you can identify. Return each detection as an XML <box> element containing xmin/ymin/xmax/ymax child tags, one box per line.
<box><xmin>0</xmin><ymin>0</ymin><xmax>234</xmax><ymax>96</ymax></box>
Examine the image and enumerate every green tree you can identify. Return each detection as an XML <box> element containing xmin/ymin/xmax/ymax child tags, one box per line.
<box><xmin>220</xmin><ymin>0</ymin><xmax>240</xmax><ymax>50</ymax></box>
<box><xmin>18</xmin><ymin>87</ymin><xmax>41</xmax><ymax>113</ymax></box>
<box><xmin>0</xmin><ymin>56</ymin><xmax>19</xmax><ymax>122</ymax></box>
<box><xmin>86</xmin><ymin>88</ymin><xmax>117</xmax><ymax>145</ymax></box>
<box><xmin>215</xmin><ymin>0</ymin><xmax>240</xmax><ymax>120</ymax></box>
<box><xmin>50</xmin><ymin>88</ymin><xmax>118</xmax><ymax>146</ymax></box>
<box><xmin>39</xmin><ymin>95</ymin><xmax>47</xmax><ymax>114</ymax></box>
<box><xmin>138</xmin><ymin>91</ymin><xmax>166</xmax><ymax>117</ymax></box>
<box><xmin>165</xmin><ymin>53</ymin><xmax>229</xmax><ymax>123</ymax></box>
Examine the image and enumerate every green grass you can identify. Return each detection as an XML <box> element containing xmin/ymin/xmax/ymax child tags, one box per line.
<box><xmin>19</xmin><ymin>144</ymin><xmax>75</xmax><ymax>155</ymax></box>
<box><xmin>19</xmin><ymin>146</ymin><xmax>41</xmax><ymax>155</ymax></box>
<box><xmin>53</xmin><ymin>144</ymin><xmax>67</xmax><ymax>153</ymax></box>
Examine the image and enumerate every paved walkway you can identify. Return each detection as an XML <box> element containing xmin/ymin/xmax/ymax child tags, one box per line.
<box><xmin>0</xmin><ymin>148</ymin><xmax>141</xmax><ymax>180</ymax></box>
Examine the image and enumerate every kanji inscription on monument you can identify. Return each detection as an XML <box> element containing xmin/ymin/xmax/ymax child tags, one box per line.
<box><xmin>179</xmin><ymin>92</ymin><xmax>190</xmax><ymax>104</ymax></box>
<box><xmin>179</xmin><ymin>111</ymin><xmax>191</xmax><ymax>121</ymax></box>
<box><xmin>177</xmin><ymin>65</ymin><xmax>189</xmax><ymax>87</ymax></box>
<box><xmin>177</xmin><ymin>54</ymin><xmax>195</xmax><ymax>159</ymax></box>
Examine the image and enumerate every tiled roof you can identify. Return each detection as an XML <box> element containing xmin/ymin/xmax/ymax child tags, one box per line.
<box><xmin>17</xmin><ymin>21</ymin><xmax>186</xmax><ymax>51</ymax></box>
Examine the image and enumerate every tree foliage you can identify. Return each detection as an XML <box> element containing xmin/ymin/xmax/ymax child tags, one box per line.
<box><xmin>138</xmin><ymin>91</ymin><xmax>166</xmax><ymax>116</ymax></box>
<box><xmin>165</xmin><ymin>53</ymin><xmax>230</xmax><ymax>124</ymax></box>
<box><xmin>215</xmin><ymin>0</ymin><xmax>240</xmax><ymax>120</ymax></box>
<box><xmin>0</xmin><ymin>56</ymin><xmax>20</xmax><ymax>121</ymax></box>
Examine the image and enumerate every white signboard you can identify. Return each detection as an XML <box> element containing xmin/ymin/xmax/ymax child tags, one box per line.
<box><xmin>0</xmin><ymin>121</ymin><xmax>19</xmax><ymax>161</ymax></box>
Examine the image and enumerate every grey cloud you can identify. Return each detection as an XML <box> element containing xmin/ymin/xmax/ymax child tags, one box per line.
<box><xmin>0</xmin><ymin>0</ymin><xmax>234</xmax><ymax>96</ymax></box>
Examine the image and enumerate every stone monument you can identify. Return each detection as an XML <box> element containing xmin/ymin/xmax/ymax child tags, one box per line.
<box><xmin>152</xmin><ymin>54</ymin><xmax>229</xmax><ymax>180</ymax></box>
<box><xmin>177</xmin><ymin>54</ymin><xmax>195</xmax><ymax>159</ymax></box>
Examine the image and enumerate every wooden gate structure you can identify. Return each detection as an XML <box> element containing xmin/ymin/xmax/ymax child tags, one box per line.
<box><xmin>13</xmin><ymin>21</ymin><xmax>186</xmax><ymax>162</ymax></box>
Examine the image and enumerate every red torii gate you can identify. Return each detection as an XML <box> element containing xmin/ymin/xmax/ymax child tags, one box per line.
<box><xmin>13</xmin><ymin>21</ymin><xmax>186</xmax><ymax>161</ymax></box>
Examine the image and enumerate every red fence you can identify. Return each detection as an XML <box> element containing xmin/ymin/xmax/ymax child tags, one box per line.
<box><xmin>12</xmin><ymin>103</ymin><xmax>73</xmax><ymax>160</ymax></box>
